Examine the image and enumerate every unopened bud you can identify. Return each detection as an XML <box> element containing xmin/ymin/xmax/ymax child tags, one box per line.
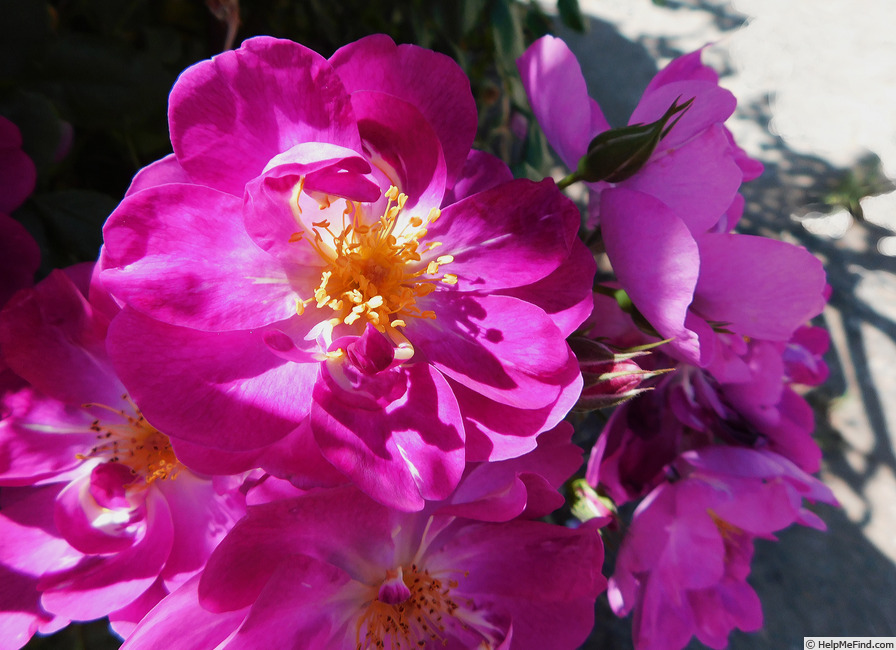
<box><xmin>576</xmin><ymin>96</ymin><xmax>694</xmax><ymax>184</ymax></box>
<box><xmin>570</xmin><ymin>479</ymin><xmax>615</xmax><ymax>527</ymax></box>
<box><xmin>569</xmin><ymin>337</ymin><xmax>673</xmax><ymax>410</ymax></box>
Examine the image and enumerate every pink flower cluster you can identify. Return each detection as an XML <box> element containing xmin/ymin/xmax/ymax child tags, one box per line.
<box><xmin>0</xmin><ymin>33</ymin><xmax>834</xmax><ymax>650</ymax></box>
<box><xmin>519</xmin><ymin>35</ymin><xmax>836</xmax><ymax>650</ymax></box>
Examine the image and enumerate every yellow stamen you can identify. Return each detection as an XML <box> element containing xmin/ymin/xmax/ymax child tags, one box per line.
<box><xmin>356</xmin><ymin>564</ymin><xmax>478</xmax><ymax>650</ymax></box>
<box><xmin>77</xmin><ymin>394</ymin><xmax>182</xmax><ymax>484</ymax></box>
<box><xmin>290</xmin><ymin>184</ymin><xmax>456</xmax><ymax>344</ymax></box>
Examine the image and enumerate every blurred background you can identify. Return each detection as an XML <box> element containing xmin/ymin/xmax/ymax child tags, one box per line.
<box><xmin>3</xmin><ymin>0</ymin><xmax>894</xmax><ymax>648</ymax></box>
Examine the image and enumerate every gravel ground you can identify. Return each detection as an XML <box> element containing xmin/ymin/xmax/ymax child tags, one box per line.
<box><xmin>560</xmin><ymin>1</ymin><xmax>896</xmax><ymax>647</ymax></box>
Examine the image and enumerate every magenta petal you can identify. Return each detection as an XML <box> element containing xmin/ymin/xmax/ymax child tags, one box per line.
<box><xmin>452</xmin><ymin>381</ymin><xmax>552</xmax><ymax>462</ymax></box>
<box><xmin>645</xmin><ymin>49</ymin><xmax>719</xmax><ymax>91</ymax></box>
<box><xmin>330</xmin><ymin>34</ymin><xmax>477</xmax><ymax>185</ymax></box>
<box><xmin>168</xmin><ymin>437</ymin><xmax>262</xmax><ymax>476</ymax></box>
<box><xmin>108</xmin><ymin>577</ymin><xmax>169</xmax><ymax>640</ymax></box>
<box><xmin>40</xmin><ymin>486</ymin><xmax>175</xmax><ymax>621</ymax></box>
<box><xmin>600</xmin><ymin>187</ymin><xmax>702</xmax><ymax>364</ymax></box>
<box><xmin>256</xmin><ymin>420</ymin><xmax>348</xmax><ymax>490</ymax></box>
<box><xmin>170</xmin><ymin>36</ymin><xmax>359</xmax><ymax>195</ymax></box>
<box><xmin>443</xmin><ymin>150</ymin><xmax>513</xmax><ymax>205</ymax></box>
<box><xmin>0</xmin><ymin>214</ymin><xmax>40</xmax><ymax>307</ymax></box>
<box><xmin>224</xmin><ymin>554</ymin><xmax>356</xmax><ymax>649</ymax></box>
<box><xmin>631</xmin><ymin>79</ymin><xmax>736</xmax><ymax>149</ymax></box>
<box><xmin>692</xmin><ymin>233</ymin><xmax>827</xmax><ymax>340</ymax></box>
<box><xmin>0</xmin><ymin>565</ymin><xmax>65</xmax><ymax>650</ymax></box>
<box><xmin>440</xmin><ymin>470</ymin><xmax>528</xmax><ymax>523</ymax></box>
<box><xmin>106</xmin><ymin>308</ymin><xmax>313</xmax><ymax>451</ymax></box>
<box><xmin>241</xmin><ymin>145</ymin><xmax>378</xmax><ymax>266</ymax></box>
<box><xmin>517</xmin><ymin>36</ymin><xmax>610</xmax><ymax>170</ymax></box>
<box><xmin>312</xmin><ymin>361</ymin><xmax>465</xmax><ymax>510</ymax></box>
<box><xmin>407</xmin><ymin>293</ymin><xmax>572</xmax><ymax>409</ymax></box>
<box><xmin>435</xmin><ymin>519</ymin><xmax>604</xmax><ymax>599</ymax></box>
<box><xmin>121</xmin><ymin>575</ymin><xmax>247</xmax><ymax>650</ymax></box>
<box><xmin>624</xmin><ymin>126</ymin><xmax>743</xmax><ymax>234</ymax></box>
<box><xmin>350</xmin><ymin>91</ymin><xmax>447</xmax><ymax>211</ymax></box>
<box><xmin>0</xmin><ymin>270</ymin><xmax>122</xmax><ymax>407</ymax></box>
<box><xmin>0</xmin><ymin>485</ymin><xmax>81</xmax><ymax>576</ymax></box>
<box><xmin>102</xmin><ymin>184</ymin><xmax>297</xmax><ymax>331</ymax></box>
<box><xmin>431</xmin><ymin>519</ymin><xmax>604</xmax><ymax>650</ymax></box>
<box><xmin>500</xmin><ymin>239</ymin><xmax>596</xmax><ymax>338</ymax></box>
<box><xmin>634</xmin><ymin>571</ymin><xmax>696</xmax><ymax>650</ymax></box>
<box><xmin>54</xmin><ymin>470</ymin><xmax>139</xmax><ymax>555</ymax></box>
<box><xmin>88</xmin><ymin>463</ymin><xmax>135</xmax><ymax>510</ymax></box>
<box><xmin>199</xmin><ymin>489</ymin><xmax>395</xmax><ymax>612</ymax></box>
<box><xmin>444</xmin><ymin>422</ymin><xmax>581</xmax><ymax>521</ymax></box>
<box><xmin>452</xmin><ymin>359</ymin><xmax>582</xmax><ymax>464</ymax></box>
<box><xmin>425</xmin><ymin>179</ymin><xmax>578</xmax><ymax>292</ymax></box>
<box><xmin>0</xmin><ymin>116</ymin><xmax>37</xmax><ymax>214</ymax></box>
<box><xmin>762</xmin><ymin>389</ymin><xmax>824</xmax><ymax>473</ymax></box>
<box><xmin>155</xmin><ymin>473</ymin><xmax>246</xmax><ymax>586</ymax></box>
<box><xmin>0</xmin><ymin>387</ymin><xmax>97</xmax><ymax>484</ymax></box>
<box><xmin>124</xmin><ymin>154</ymin><xmax>191</xmax><ymax>197</ymax></box>
<box><xmin>653</xmin><ymin>492</ymin><xmax>724</xmax><ymax>590</ymax></box>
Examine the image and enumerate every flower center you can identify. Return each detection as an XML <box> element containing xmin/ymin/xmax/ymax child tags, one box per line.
<box><xmin>292</xmin><ymin>185</ymin><xmax>456</xmax><ymax>336</ymax></box>
<box><xmin>355</xmin><ymin>563</ymin><xmax>466</xmax><ymax>649</ymax></box>
<box><xmin>77</xmin><ymin>394</ymin><xmax>181</xmax><ymax>484</ymax></box>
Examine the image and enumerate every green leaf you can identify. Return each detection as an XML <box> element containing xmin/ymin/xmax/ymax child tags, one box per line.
<box><xmin>557</xmin><ymin>0</ymin><xmax>587</xmax><ymax>33</ymax></box>
<box><xmin>36</xmin><ymin>34</ymin><xmax>172</xmax><ymax>131</ymax></box>
<box><xmin>460</xmin><ymin>0</ymin><xmax>488</xmax><ymax>35</ymax></box>
<box><xmin>0</xmin><ymin>90</ymin><xmax>65</xmax><ymax>175</ymax></box>
<box><xmin>0</xmin><ymin>0</ymin><xmax>52</xmax><ymax>81</ymax></box>
<box><xmin>490</xmin><ymin>0</ymin><xmax>524</xmax><ymax>68</ymax></box>
<box><xmin>523</xmin><ymin>3</ymin><xmax>554</xmax><ymax>40</ymax></box>
<box><xmin>32</xmin><ymin>190</ymin><xmax>118</xmax><ymax>266</ymax></box>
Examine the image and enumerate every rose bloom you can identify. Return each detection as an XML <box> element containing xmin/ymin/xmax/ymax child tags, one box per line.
<box><xmin>122</xmin><ymin>476</ymin><xmax>605</xmax><ymax>650</ymax></box>
<box><xmin>608</xmin><ymin>446</ymin><xmax>836</xmax><ymax>650</ymax></box>
<box><xmin>99</xmin><ymin>35</ymin><xmax>593</xmax><ymax>511</ymax></box>
<box><xmin>0</xmin><ymin>265</ymin><xmax>246</xmax><ymax>642</ymax></box>
<box><xmin>518</xmin><ymin>37</ymin><xmax>826</xmax><ymax>368</ymax></box>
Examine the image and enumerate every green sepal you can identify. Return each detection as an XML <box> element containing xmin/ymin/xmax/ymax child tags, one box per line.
<box><xmin>576</xmin><ymin>96</ymin><xmax>694</xmax><ymax>184</ymax></box>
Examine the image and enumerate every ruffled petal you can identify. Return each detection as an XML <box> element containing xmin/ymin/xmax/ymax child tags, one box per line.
<box><xmin>169</xmin><ymin>36</ymin><xmax>360</xmax><ymax>195</ymax></box>
<box><xmin>40</xmin><ymin>486</ymin><xmax>174</xmax><ymax>621</ymax></box>
<box><xmin>499</xmin><ymin>239</ymin><xmax>596</xmax><ymax>338</ymax></box>
<box><xmin>517</xmin><ymin>35</ymin><xmax>610</xmax><ymax>170</ymax></box>
<box><xmin>102</xmin><ymin>184</ymin><xmax>297</xmax><ymax>331</ymax></box>
<box><xmin>330</xmin><ymin>34</ymin><xmax>477</xmax><ymax>185</ymax></box>
<box><xmin>623</xmin><ymin>125</ymin><xmax>743</xmax><ymax>234</ymax></box>
<box><xmin>424</xmin><ymin>178</ymin><xmax>579</xmax><ymax>292</ymax></box>
<box><xmin>106</xmin><ymin>308</ymin><xmax>314</xmax><ymax>451</ymax></box>
<box><xmin>0</xmin><ymin>386</ymin><xmax>96</xmax><ymax>484</ymax></box>
<box><xmin>0</xmin><ymin>270</ymin><xmax>122</xmax><ymax>407</ymax></box>
<box><xmin>312</xmin><ymin>359</ymin><xmax>465</xmax><ymax>510</ymax></box>
<box><xmin>222</xmin><ymin>554</ymin><xmax>358</xmax><ymax>650</ymax></box>
<box><xmin>443</xmin><ymin>150</ymin><xmax>513</xmax><ymax>205</ymax></box>
<box><xmin>155</xmin><ymin>472</ymin><xmax>246</xmax><ymax>588</ymax></box>
<box><xmin>599</xmin><ymin>187</ymin><xmax>703</xmax><ymax>364</ymax></box>
<box><xmin>350</xmin><ymin>90</ymin><xmax>447</xmax><ymax>212</ymax></box>
<box><xmin>406</xmin><ymin>293</ymin><xmax>573</xmax><ymax>409</ymax></box>
<box><xmin>124</xmin><ymin>154</ymin><xmax>191</xmax><ymax>197</ymax></box>
<box><xmin>199</xmin><ymin>488</ymin><xmax>395</xmax><ymax>612</ymax></box>
<box><xmin>692</xmin><ymin>233</ymin><xmax>827</xmax><ymax>341</ymax></box>
<box><xmin>120</xmin><ymin>575</ymin><xmax>247</xmax><ymax>650</ymax></box>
